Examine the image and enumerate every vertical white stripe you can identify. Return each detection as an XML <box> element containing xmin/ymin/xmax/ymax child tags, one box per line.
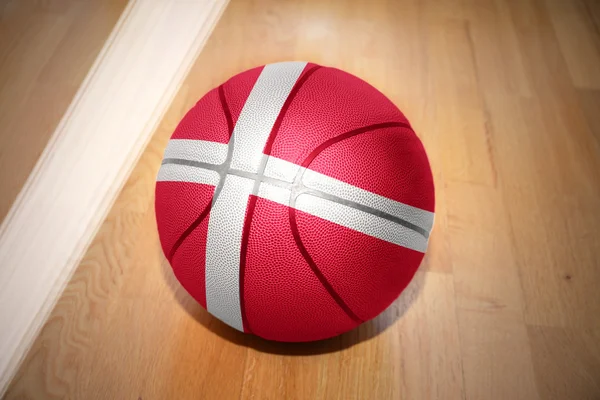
<box><xmin>205</xmin><ymin>62</ymin><xmax>306</xmax><ymax>330</ymax></box>
<box><xmin>229</xmin><ymin>62</ymin><xmax>307</xmax><ymax>173</ymax></box>
<box><xmin>205</xmin><ymin>175</ymin><xmax>254</xmax><ymax>331</ymax></box>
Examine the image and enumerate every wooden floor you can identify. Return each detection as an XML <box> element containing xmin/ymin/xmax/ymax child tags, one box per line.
<box><xmin>0</xmin><ymin>0</ymin><xmax>128</xmax><ymax>224</ymax></box>
<box><xmin>4</xmin><ymin>0</ymin><xmax>600</xmax><ymax>398</ymax></box>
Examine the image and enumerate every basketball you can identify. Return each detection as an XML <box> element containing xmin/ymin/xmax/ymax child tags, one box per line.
<box><xmin>155</xmin><ymin>61</ymin><xmax>435</xmax><ymax>342</ymax></box>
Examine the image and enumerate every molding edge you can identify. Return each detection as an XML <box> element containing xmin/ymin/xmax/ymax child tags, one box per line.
<box><xmin>0</xmin><ymin>0</ymin><xmax>228</xmax><ymax>393</ymax></box>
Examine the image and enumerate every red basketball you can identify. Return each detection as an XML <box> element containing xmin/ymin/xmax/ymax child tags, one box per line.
<box><xmin>155</xmin><ymin>62</ymin><xmax>434</xmax><ymax>342</ymax></box>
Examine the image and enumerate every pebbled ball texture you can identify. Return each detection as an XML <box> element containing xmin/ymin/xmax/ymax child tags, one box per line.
<box><xmin>155</xmin><ymin>62</ymin><xmax>435</xmax><ymax>342</ymax></box>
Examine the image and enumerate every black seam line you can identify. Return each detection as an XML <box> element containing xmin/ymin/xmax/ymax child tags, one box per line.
<box><xmin>210</xmin><ymin>131</ymin><xmax>236</xmax><ymax>207</ymax></box>
<box><xmin>218</xmin><ymin>85</ymin><xmax>233</xmax><ymax>137</ymax></box>
<box><xmin>161</xmin><ymin>157</ymin><xmax>430</xmax><ymax>239</ymax></box>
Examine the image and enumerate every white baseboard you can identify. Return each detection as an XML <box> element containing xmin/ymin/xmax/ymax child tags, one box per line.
<box><xmin>0</xmin><ymin>0</ymin><xmax>228</xmax><ymax>393</ymax></box>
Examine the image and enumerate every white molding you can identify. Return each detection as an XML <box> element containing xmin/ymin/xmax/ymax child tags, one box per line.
<box><xmin>0</xmin><ymin>0</ymin><xmax>228</xmax><ymax>393</ymax></box>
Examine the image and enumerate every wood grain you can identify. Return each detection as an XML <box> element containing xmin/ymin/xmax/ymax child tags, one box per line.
<box><xmin>0</xmin><ymin>0</ymin><xmax>128</xmax><ymax>224</ymax></box>
<box><xmin>4</xmin><ymin>0</ymin><xmax>600</xmax><ymax>398</ymax></box>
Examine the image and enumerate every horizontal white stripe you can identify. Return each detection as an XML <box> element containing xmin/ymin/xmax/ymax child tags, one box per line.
<box><xmin>163</xmin><ymin>139</ymin><xmax>227</xmax><ymax>165</ymax></box>
<box><xmin>301</xmin><ymin>169</ymin><xmax>434</xmax><ymax>233</ymax></box>
<box><xmin>156</xmin><ymin>163</ymin><xmax>219</xmax><ymax>186</ymax></box>
<box><xmin>156</xmin><ymin>169</ymin><xmax>428</xmax><ymax>253</ymax></box>
<box><xmin>295</xmin><ymin>193</ymin><xmax>428</xmax><ymax>253</ymax></box>
<box><xmin>163</xmin><ymin>139</ymin><xmax>433</xmax><ymax>235</ymax></box>
<box><xmin>263</xmin><ymin>155</ymin><xmax>434</xmax><ymax>233</ymax></box>
<box><xmin>264</xmin><ymin>155</ymin><xmax>301</xmax><ymax>182</ymax></box>
<box><xmin>258</xmin><ymin>181</ymin><xmax>291</xmax><ymax>205</ymax></box>
<box><xmin>258</xmin><ymin>182</ymin><xmax>427</xmax><ymax>253</ymax></box>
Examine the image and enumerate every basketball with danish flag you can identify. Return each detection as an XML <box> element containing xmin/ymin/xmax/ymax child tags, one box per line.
<box><xmin>155</xmin><ymin>61</ymin><xmax>435</xmax><ymax>342</ymax></box>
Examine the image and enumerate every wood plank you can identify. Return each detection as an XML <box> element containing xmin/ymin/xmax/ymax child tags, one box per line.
<box><xmin>459</xmin><ymin>313</ymin><xmax>539</xmax><ymax>400</ymax></box>
<box><xmin>446</xmin><ymin>182</ymin><xmax>539</xmax><ymax>399</ymax></box>
<box><xmin>578</xmin><ymin>89</ymin><xmax>600</xmax><ymax>144</ymax></box>
<box><xmin>447</xmin><ymin>183</ymin><xmax>525</xmax><ymax>320</ymax></box>
<box><xmin>0</xmin><ymin>0</ymin><xmax>128</xmax><ymax>223</ymax></box>
<box><xmin>528</xmin><ymin>325</ymin><xmax>600</xmax><ymax>400</ymax></box>
<box><xmin>426</xmin><ymin>19</ymin><xmax>496</xmax><ymax>186</ymax></box>
<box><xmin>584</xmin><ymin>0</ymin><xmax>600</xmax><ymax>30</ymax></box>
<box><xmin>461</xmin><ymin>0</ymin><xmax>532</xmax><ymax>97</ymax></box>
<box><xmin>501</xmin><ymin>0</ymin><xmax>600</xmax><ymax>329</ymax></box>
<box><xmin>545</xmin><ymin>0</ymin><xmax>600</xmax><ymax>89</ymax></box>
<box><xmin>395</xmin><ymin>272</ymin><xmax>465</xmax><ymax>399</ymax></box>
